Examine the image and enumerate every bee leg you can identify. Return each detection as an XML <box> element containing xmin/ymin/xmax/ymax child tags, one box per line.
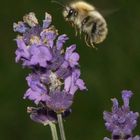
<box><xmin>85</xmin><ymin>34</ymin><xmax>91</xmax><ymax>47</ymax></box>
<box><xmin>79</xmin><ymin>29</ymin><xmax>82</xmax><ymax>39</ymax></box>
<box><xmin>74</xmin><ymin>26</ymin><xmax>78</xmax><ymax>36</ymax></box>
<box><xmin>71</xmin><ymin>22</ymin><xmax>77</xmax><ymax>36</ymax></box>
<box><xmin>89</xmin><ymin>34</ymin><xmax>97</xmax><ymax>49</ymax></box>
<box><xmin>90</xmin><ymin>38</ymin><xmax>97</xmax><ymax>50</ymax></box>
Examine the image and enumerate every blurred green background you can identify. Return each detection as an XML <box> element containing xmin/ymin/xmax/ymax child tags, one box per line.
<box><xmin>1</xmin><ymin>0</ymin><xmax>140</xmax><ymax>139</ymax></box>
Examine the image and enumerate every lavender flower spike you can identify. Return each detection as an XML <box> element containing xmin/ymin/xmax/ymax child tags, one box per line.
<box><xmin>103</xmin><ymin>90</ymin><xmax>140</xmax><ymax>140</ymax></box>
<box><xmin>13</xmin><ymin>11</ymin><xmax>87</xmax><ymax>126</ymax></box>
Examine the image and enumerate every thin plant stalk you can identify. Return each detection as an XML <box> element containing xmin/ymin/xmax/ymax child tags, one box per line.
<box><xmin>49</xmin><ymin>122</ymin><xmax>59</xmax><ymax>140</ymax></box>
<box><xmin>57</xmin><ymin>113</ymin><xmax>66</xmax><ymax>140</ymax></box>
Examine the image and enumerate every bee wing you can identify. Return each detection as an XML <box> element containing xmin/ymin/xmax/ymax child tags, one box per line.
<box><xmin>99</xmin><ymin>8</ymin><xmax>120</xmax><ymax>17</ymax></box>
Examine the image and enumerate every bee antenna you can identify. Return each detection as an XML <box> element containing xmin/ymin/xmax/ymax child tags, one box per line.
<box><xmin>51</xmin><ymin>0</ymin><xmax>66</xmax><ymax>9</ymax></box>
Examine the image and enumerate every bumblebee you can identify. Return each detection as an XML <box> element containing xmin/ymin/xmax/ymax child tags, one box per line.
<box><xmin>62</xmin><ymin>1</ymin><xmax>108</xmax><ymax>48</ymax></box>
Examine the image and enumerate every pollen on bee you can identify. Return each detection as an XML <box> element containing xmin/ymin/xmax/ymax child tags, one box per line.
<box><xmin>70</xmin><ymin>1</ymin><xmax>95</xmax><ymax>12</ymax></box>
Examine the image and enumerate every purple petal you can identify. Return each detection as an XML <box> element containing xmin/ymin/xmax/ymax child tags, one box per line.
<box><xmin>13</xmin><ymin>22</ymin><xmax>28</xmax><ymax>33</ymax></box>
<box><xmin>40</xmin><ymin>29</ymin><xmax>57</xmax><ymax>48</ymax></box>
<box><xmin>24</xmin><ymin>88</ymin><xmax>49</xmax><ymax>104</ymax></box>
<box><xmin>26</xmin><ymin>73</ymin><xmax>46</xmax><ymax>91</ymax></box>
<box><xmin>122</xmin><ymin>90</ymin><xmax>133</xmax><ymax>107</ymax></box>
<box><xmin>68</xmin><ymin>52</ymin><xmax>79</xmax><ymax>67</ymax></box>
<box><xmin>76</xmin><ymin>79</ymin><xmax>87</xmax><ymax>90</ymax></box>
<box><xmin>103</xmin><ymin>111</ymin><xmax>112</xmax><ymax>122</ymax></box>
<box><xmin>56</xmin><ymin>34</ymin><xmax>69</xmax><ymax>50</ymax></box>
<box><xmin>43</xmin><ymin>12</ymin><xmax>52</xmax><ymax>29</ymax></box>
<box><xmin>27</xmin><ymin>107</ymin><xmax>57</xmax><ymax>125</ymax></box>
<box><xmin>30</xmin><ymin>45</ymin><xmax>52</xmax><ymax>67</ymax></box>
<box><xmin>46</xmin><ymin>91</ymin><xmax>73</xmax><ymax>113</ymax></box>
<box><xmin>64</xmin><ymin>76</ymin><xmax>72</xmax><ymax>92</ymax></box>
<box><xmin>111</xmin><ymin>98</ymin><xmax>119</xmax><ymax>112</ymax></box>
<box><xmin>65</xmin><ymin>44</ymin><xmax>76</xmax><ymax>60</ymax></box>
<box><xmin>15</xmin><ymin>37</ymin><xmax>30</xmax><ymax>62</ymax></box>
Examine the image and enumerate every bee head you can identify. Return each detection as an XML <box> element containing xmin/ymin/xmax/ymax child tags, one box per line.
<box><xmin>63</xmin><ymin>7</ymin><xmax>78</xmax><ymax>21</ymax></box>
<box><xmin>51</xmin><ymin>0</ymin><xmax>77</xmax><ymax>21</ymax></box>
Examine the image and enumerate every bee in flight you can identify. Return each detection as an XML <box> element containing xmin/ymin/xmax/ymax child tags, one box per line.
<box><xmin>52</xmin><ymin>0</ymin><xmax>108</xmax><ymax>48</ymax></box>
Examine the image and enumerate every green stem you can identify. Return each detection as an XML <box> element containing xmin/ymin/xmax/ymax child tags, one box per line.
<box><xmin>57</xmin><ymin>113</ymin><xmax>66</xmax><ymax>140</ymax></box>
<box><xmin>49</xmin><ymin>122</ymin><xmax>59</xmax><ymax>140</ymax></box>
